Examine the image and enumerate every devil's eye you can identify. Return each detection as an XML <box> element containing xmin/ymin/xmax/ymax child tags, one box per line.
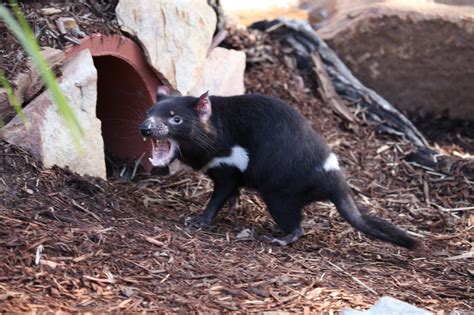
<box><xmin>169</xmin><ymin>115</ymin><xmax>183</xmax><ymax>125</ymax></box>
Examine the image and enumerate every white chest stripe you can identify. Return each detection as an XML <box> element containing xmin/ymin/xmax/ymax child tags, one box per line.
<box><xmin>206</xmin><ymin>146</ymin><xmax>249</xmax><ymax>172</ymax></box>
<box><xmin>323</xmin><ymin>153</ymin><xmax>340</xmax><ymax>171</ymax></box>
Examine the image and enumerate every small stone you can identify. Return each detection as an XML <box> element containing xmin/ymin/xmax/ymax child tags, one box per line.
<box><xmin>236</xmin><ymin>228</ymin><xmax>254</xmax><ymax>240</ymax></box>
<box><xmin>41</xmin><ymin>8</ymin><xmax>62</xmax><ymax>15</ymax></box>
<box><xmin>56</xmin><ymin>17</ymin><xmax>80</xmax><ymax>35</ymax></box>
<box><xmin>120</xmin><ymin>286</ymin><xmax>134</xmax><ymax>298</ymax></box>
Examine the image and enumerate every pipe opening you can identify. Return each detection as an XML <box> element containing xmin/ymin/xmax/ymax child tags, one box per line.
<box><xmin>94</xmin><ymin>56</ymin><xmax>151</xmax><ymax>177</ymax></box>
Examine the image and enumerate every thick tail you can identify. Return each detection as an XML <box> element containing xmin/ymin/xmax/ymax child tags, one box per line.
<box><xmin>331</xmin><ymin>191</ymin><xmax>418</xmax><ymax>250</ymax></box>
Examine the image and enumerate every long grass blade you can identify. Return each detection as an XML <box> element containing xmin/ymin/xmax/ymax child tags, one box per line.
<box><xmin>0</xmin><ymin>69</ymin><xmax>27</xmax><ymax>127</ymax></box>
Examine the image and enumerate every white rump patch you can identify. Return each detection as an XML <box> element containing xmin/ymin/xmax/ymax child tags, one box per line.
<box><xmin>323</xmin><ymin>153</ymin><xmax>340</xmax><ymax>172</ymax></box>
<box><xmin>206</xmin><ymin>146</ymin><xmax>249</xmax><ymax>172</ymax></box>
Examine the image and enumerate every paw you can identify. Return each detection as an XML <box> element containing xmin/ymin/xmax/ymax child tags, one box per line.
<box><xmin>259</xmin><ymin>227</ymin><xmax>304</xmax><ymax>246</ymax></box>
<box><xmin>185</xmin><ymin>214</ymin><xmax>213</xmax><ymax>229</ymax></box>
<box><xmin>262</xmin><ymin>222</ymin><xmax>284</xmax><ymax>234</ymax></box>
<box><xmin>259</xmin><ymin>234</ymin><xmax>291</xmax><ymax>246</ymax></box>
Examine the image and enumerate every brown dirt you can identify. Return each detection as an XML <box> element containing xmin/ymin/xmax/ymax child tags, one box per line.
<box><xmin>319</xmin><ymin>3</ymin><xmax>474</xmax><ymax>121</ymax></box>
<box><xmin>414</xmin><ymin>117</ymin><xmax>474</xmax><ymax>155</ymax></box>
<box><xmin>0</xmin><ymin>28</ymin><xmax>472</xmax><ymax>313</ymax></box>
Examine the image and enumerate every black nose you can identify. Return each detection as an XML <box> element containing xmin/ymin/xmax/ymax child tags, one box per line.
<box><xmin>139</xmin><ymin>123</ymin><xmax>152</xmax><ymax>137</ymax></box>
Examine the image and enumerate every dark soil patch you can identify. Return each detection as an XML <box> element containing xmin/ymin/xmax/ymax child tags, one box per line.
<box><xmin>414</xmin><ymin>117</ymin><xmax>474</xmax><ymax>155</ymax></box>
<box><xmin>0</xmin><ymin>28</ymin><xmax>472</xmax><ymax>313</ymax></box>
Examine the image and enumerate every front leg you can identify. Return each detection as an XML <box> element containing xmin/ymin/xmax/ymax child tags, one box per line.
<box><xmin>187</xmin><ymin>167</ymin><xmax>240</xmax><ymax>228</ymax></box>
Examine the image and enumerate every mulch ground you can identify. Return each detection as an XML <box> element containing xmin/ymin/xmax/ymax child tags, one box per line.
<box><xmin>0</xmin><ymin>25</ymin><xmax>472</xmax><ymax>313</ymax></box>
<box><xmin>0</xmin><ymin>1</ymin><xmax>119</xmax><ymax>81</ymax></box>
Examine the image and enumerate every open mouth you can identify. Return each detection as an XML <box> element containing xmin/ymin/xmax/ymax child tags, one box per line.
<box><xmin>148</xmin><ymin>138</ymin><xmax>176</xmax><ymax>167</ymax></box>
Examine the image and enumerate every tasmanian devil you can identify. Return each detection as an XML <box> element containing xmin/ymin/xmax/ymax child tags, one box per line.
<box><xmin>139</xmin><ymin>86</ymin><xmax>418</xmax><ymax>249</ymax></box>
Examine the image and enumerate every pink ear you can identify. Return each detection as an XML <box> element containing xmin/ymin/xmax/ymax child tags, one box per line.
<box><xmin>156</xmin><ymin>85</ymin><xmax>171</xmax><ymax>98</ymax></box>
<box><xmin>195</xmin><ymin>91</ymin><xmax>211</xmax><ymax>123</ymax></box>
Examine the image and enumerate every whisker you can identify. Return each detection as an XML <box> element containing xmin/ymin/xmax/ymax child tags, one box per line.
<box><xmin>176</xmin><ymin>142</ymin><xmax>183</xmax><ymax>159</ymax></box>
<box><xmin>193</xmin><ymin>128</ymin><xmax>217</xmax><ymax>154</ymax></box>
<box><xmin>188</xmin><ymin>131</ymin><xmax>214</xmax><ymax>153</ymax></box>
<box><xmin>174</xmin><ymin>128</ymin><xmax>216</xmax><ymax>155</ymax></box>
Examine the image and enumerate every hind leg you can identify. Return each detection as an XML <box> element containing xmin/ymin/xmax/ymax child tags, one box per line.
<box><xmin>260</xmin><ymin>193</ymin><xmax>305</xmax><ymax>246</ymax></box>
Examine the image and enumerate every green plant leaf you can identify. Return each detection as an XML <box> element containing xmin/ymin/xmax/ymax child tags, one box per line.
<box><xmin>0</xmin><ymin>69</ymin><xmax>27</xmax><ymax>127</ymax></box>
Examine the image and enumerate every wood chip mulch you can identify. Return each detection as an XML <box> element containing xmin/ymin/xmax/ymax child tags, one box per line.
<box><xmin>0</xmin><ymin>1</ymin><xmax>119</xmax><ymax>81</ymax></box>
<box><xmin>0</xmin><ymin>28</ymin><xmax>473</xmax><ymax>313</ymax></box>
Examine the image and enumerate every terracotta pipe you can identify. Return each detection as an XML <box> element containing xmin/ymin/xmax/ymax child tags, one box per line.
<box><xmin>65</xmin><ymin>34</ymin><xmax>160</xmax><ymax>173</ymax></box>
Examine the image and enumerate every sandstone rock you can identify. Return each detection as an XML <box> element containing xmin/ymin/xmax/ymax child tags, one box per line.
<box><xmin>317</xmin><ymin>1</ymin><xmax>474</xmax><ymax>120</ymax></box>
<box><xmin>1</xmin><ymin>50</ymin><xmax>106</xmax><ymax>179</ymax></box>
<box><xmin>0</xmin><ymin>47</ymin><xmax>65</xmax><ymax>123</ymax></box>
<box><xmin>189</xmin><ymin>47</ymin><xmax>246</xmax><ymax>97</ymax></box>
<box><xmin>116</xmin><ymin>0</ymin><xmax>217</xmax><ymax>94</ymax></box>
<box><xmin>342</xmin><ymin>296</ymin><xmax>432</xmax><ymax>315</ymax></box>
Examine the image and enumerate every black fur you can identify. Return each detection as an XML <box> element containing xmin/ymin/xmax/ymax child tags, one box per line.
<box><xmin>141</xmin><ymin>92</ymin><xmax>418</xmax><ymax>249</ymax></box>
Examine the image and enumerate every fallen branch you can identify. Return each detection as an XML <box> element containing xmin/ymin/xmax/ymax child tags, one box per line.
<box><xmin>254</xmin><ymin>18</ymin><xmax>428</xmax><ymax>147</ymax></box>
<box><xmin>311</xmin><ymin>53</ymin><xmax>355</xmax><ymax>123</ymax></box>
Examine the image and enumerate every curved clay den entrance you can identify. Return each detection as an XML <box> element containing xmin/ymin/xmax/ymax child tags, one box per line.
<box><xmin>65</xmin><ymin>35</ymin><xmax>160</xmax><ymax>174</ymax></box>
<box><xmin>94</xmin><ymin>56</ymin><xmax>150</xmax><ymax>173</ymax></box>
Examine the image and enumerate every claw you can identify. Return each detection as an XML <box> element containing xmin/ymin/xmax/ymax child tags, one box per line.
<box><xmin>185</xmin><ymin>214</ymin><xmax>213</xmax><ymax>229</ymax></box>
<box><xmin>260</xmin><ymin>226</ymin><xmax>304</xmax><ymax>246</ymax></box>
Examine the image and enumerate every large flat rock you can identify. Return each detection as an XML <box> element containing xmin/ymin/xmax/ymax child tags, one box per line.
<box><xmin>116</xmin><ymin>0</ymin><xmax>217</xmax><ymax>95</ymax></box>
<box><xmin>189</xmin><ymin>47</ymin><xmax>246</xmax><ymax>96</ymax></box>
<box><xmin>1</xmin><ymin>50</ymin><xmax>106</xmax><ymax>178</ymax></box>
